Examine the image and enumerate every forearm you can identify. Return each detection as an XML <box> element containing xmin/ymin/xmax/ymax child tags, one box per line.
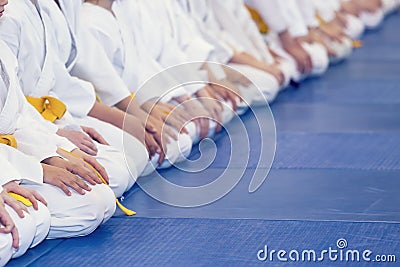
<box><xmin>88</xmin><ymin>102</ymin><xmax>125</xmax><ymax>129</ymax></box>
<box><xmin>230</xmin><ymin>51</ymin><xmax>270</xmax><ymax>71</ymax></box>
<box><xmin>115</xmin><ymin>96</ymin><xmax>144</xmax><ymax>117</ymax></box>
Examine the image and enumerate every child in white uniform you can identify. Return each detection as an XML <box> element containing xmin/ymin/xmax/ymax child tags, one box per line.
<box><xmin>245</xmin><ymin>0</ymin><xmax>330</xmax><ymax>82</ymax></box>
<box><xmin>0</xmin><ymin>145</ymin><xmax>50</xmax><ymax>266</ymax></box>
<box><xmin>0</xmin><ymin>34</ymin><xmax>115</xmax><ymax>239</ymax></box>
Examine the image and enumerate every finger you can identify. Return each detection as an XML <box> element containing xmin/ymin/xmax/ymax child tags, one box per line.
<box><xmin>31</xmin><ymin>190</ymin><xmax>48</xmax><ymax>206</ymax></box>
<box><xmin>23</xmin><ymin>191</ymin><xmax>39</xmax><ymax>211</ymax></box>
<box><xmin>172</xmin><ymin>107</ymin><xmax>192</xmax><ymax>122</ymax></box>
<box><xmin>199</xmin><ymin>118</ymin><xmax>209</xmax><ymax>140</ymax></box>
<box><xmin>89</xmin><ymin>130</ymin><xmax>110</xmax><ymax>145</ymax></box>
<box><xmin>72</xmin><ymin>176</ymin><xmax>92</xmax><ymax>194</ymax></box>
<box><xmin>215</xmin><ymin>121</ymin><xmax>223</xmax><ymax>133</ymax></box>
<box><xmin>11</xmin><ymin>226</ymin><xmax>19</xmax><ymax>249</ymax></box>
<box><xmin>227</xmin><ymin>93</ymin><xmax>238</xmax><ymax>111</ymax></box>
<box><xmin>304</xmin><ymin>56</ymin><xmax>313</xmax><ymax>74</ymax></box>
<box><xmin>296</xmin><ymin>59</ymin><xmax>304</xmax><ymax>73</ymax></box>
<box><xmin>83</xmin><ymin>165</ymin><xmax>102</xmax><ymax>185</ymax></box>
<box><xmin>78</xmin><ymin>161</ymin><xmax>102</xmax><ymax>184</ymax></box>
<box><xmin>215</xmin><ymin>109</ymin><xmax>223</xmax><ymax>133</ymax></box>
<box><xmin>0</xmin><ymin>211</ymin><xmax>14</xmax><ymax>234</ymax></box>
<box><xmin>157</xmin><ymin>149</ymin><xmax>166</xmax><ymax>165</ymax></box>
<box><xmin>144</xmin><ymin>119</ymin><xmax>158</xmax><ymax>133</ymax></box>
<box><xmin>56</xmin><ymin>180</ymin><xmax>72</xmax><ymax>196</ymax></box>
<box><xmin>162</xmin><ymin>124</ymin><xmax>178</xmax><ymax>140</ymax></box>
<box><xmin>166</xmin><ymin>116</ymin><xmax>185</xmax><ymax>133</ymax></box>
<box><xmin>145</xmin><ymin>134</ymin><xmax>159</xmax><ymax>157</ymax></box>
<box><xmin>68</xmin><ymin>163</ymin><xmax>98</xmax><ymax>185</ymax></box>
<box><xmin>4</xmin><ymin>197</ymin><xmax>27</xmax><ymax>218</ymax></box>
<box><xmin>169</xmin><ymin>113</ymin><xmax>190</xmax><ymax>134</ymax></box>
<box><xmin>64</xmin><ymin>180</ymin><xmax>86</xmax><ymax>195</ymax></box>
<box><xmin>84</xmin><ymin>157</ymin><xmax>109</xmax><ymax>184</ymax></box>
<box><xmin>151</xmin><ymin>132</ymin><xmax>169</xmax><ymax>154</ymax></box>
<box><xmin>82</xmin><ymin>140</ymin><xmax>98</xmax><ymax>155</ymax></box>
<box><xmin>79</xmin><ymin>144</ymin><xmax>97</xmax><ymax>156</ymax></box>
<box><xmin>63</xmin><ymin>171</ymin><xmax>91</xmax><ymax>193</ymax></box>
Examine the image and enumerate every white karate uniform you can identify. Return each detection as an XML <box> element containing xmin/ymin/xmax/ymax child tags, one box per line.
<box><xmin>299</xmin><ymin>0</ymin><xmax>353</xmax><ymax>64</ymax></box>
<box><xmin>212</xmin><ymin>0</ymin><xmax>297</xmax><ymax>89</ymax></box>
<box><xmin>45</xmin><ymin>0</ymin><xmax>155</xmax><ymax>177</ymax></box>
<box><xmin>0</xmin><ymin>0</ymin><xmax>146</xmax><ymax>190</ymax></box>
<box><xmin>112</xmin><ymin>0</ymin><xmax>234</xmax><ymax>144</ymax></box>
<box><xmin>314</xmin><ymin>0</ymin><xmax>365</xmax><ymax>40</ymax></box>
<box><xmin>359</xmin><ymin>9</ymin><xmax>385</xmax><ymax>30</ymax></box>
<box><xmin>0</xmin><ymin>145</ymin><xmax>50</xmax><ymax>265</ymax></box>
<box><xmin>382</xmin><ymin>0</ymin><xmax>400</xmax><ymax>14</ymax></box>
<box><xmin>244</xmin><ymin>0</ymin><xmax>329</xmax><ymax>81</ymax></box>
<box><xmin>340</xmin><ymin>0</ymin><xmax>384</xmax><ymax>29</ymax></box>
<box><xmin>79</xmin><ymin>3</ymin><xmax>193</xmax><ymax>168</ymax></box>
<box><xmin>0</xmin><ymin>35</ymin><xmax>115</xmax><ymax>239</ymax></box>
<box><xmin>179</xmin><ymin>0</ymin><xmax>285</xmax><ymax>106</ymax></box>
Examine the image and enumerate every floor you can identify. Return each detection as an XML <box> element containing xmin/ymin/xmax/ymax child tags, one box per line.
<box><xmin>9</xmin><ymin>13</ymin><xmax>400</xmax><ymax>267</ymax></box>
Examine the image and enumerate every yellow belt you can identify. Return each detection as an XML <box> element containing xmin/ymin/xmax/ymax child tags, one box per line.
<box><xmin>0</xmin><ymin>134</ymin><xmax>17</xmax><ymax>148</ymax></box>
<box><xmin>316</xmin><ymin>13</ymin><xmax>327</xmax><ymax>25</ymax></box>
<box><xmin>246</xmin><ymin>5</ymin><xmax>270</xmax><ymax>34</ymax></box>
<box><xmin>0</xmin><ymin>134</ymin><xmax>33</xmax><ymax>206</ymax></box>
<box><xmin>59</xmin><ymin>148</ymin><xmax>136</xmax><ymax>216</ymax></box>
<box><xmin>96</xmin><ymin>94</ymin><xmax>102</xmax><ymax>103</ymax></box>
<box><xmin>26</xmin><ymin>96</ymin><xmax>67</xmax><ymax>122</ymax></box>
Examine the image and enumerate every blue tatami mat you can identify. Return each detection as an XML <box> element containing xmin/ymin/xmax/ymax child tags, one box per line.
<box><xmin>9</xmin><ymin>218</ymin><xmax>400</xmax><ymax>267</ymax></box>
<box><xmin>115</xmin><ymin>169</ymin><xmax>400</xmax><ymax>222</ymax></box>
<box><xmin>8</xmin><ymin>10</ymin><xmax>400</xmax><ymax>267</ymax></box>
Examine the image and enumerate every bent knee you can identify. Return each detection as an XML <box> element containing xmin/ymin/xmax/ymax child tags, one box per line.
<box><xmin>0</xmin><ymin>234</ymin><xmax>13</xmax><ymax>265</ymax></box>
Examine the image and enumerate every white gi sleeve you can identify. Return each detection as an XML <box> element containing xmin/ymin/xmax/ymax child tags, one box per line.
<box><xmin>0</xmin><ymin>145</ymin><xmax>43</xmax><ymax>185</ymax></box>
<box><xmin>71</xmin><ymin>25</ymin><xmax>131</xmax><ymax>107</ymax></box>
<box><xmin>298</xmin><ymin>0</ymin><xmax>320</xmax><ymax>28</ymax></box>
<box><xmin>244</xmin><ymin>0</ymin><xmax>288</xmax><ymax>34</ymax></box>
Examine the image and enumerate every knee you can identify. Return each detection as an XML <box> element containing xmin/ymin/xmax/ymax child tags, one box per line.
<box><xmin>237</xmin><ymin>84</ymin><xmax>253</xmax><ymax>113</ymax></box>
<box><xmin>108</xmin><ymin>161</ymin><xmax>134</xmax><ymax>198</ymax></box>
<box><xmin>90</xmin><ymin>184</ymin><xmax>116</xmax><ymax>224</ymax></box>
<box><xmin>308</xmin><ymin>43</ymin><xmax>329</xmax><ymax>76</ymax></box>
<box><xmin>345</xmin><ymin>14</ymin><xmax>365</xmax><ymax>40</ymax></box>
<box><xmin>0</xmin><ymin>234</ymin><xmax>13</xmax><ymax>266</ymax></box>
<box><xmin>96</xmin><ymin>148</ymin><xmax>136</xmax><ymax>197</ymax></box>
<box><xmin>251</xmin><ymin>73</ymin><xmax>280</xmax><ymax>104</ymax></box>
<box><xmin>278</xmin><ymin>60</ymin><xmax>297</xmax><ymax>89</ymax></box>
<box><xmin>141</xmin><ymin>156</ymin><xmax>158</xmax><ymax>176</ymax></box>
<box><xmin>176</xmin><ymin>133</ymin><xmax>193</xmax><ymax>161</ymax></box>
<box><xmin>185</xmin><ymin>121</ymin><xmax>199</xmax><ymax>144</ymax></box>
<box><xmin>8</xmin><ymin>209</ymin><xmax>36</xmax><ymax>259</ymax></box>
<box><xmin>62</xmin><ymin>186</ymin><xmax>115</xmax><ymax>237</ymax></box>
<box><xmin>27</xmin><ymin>202</ymin><xmax>50</xmax><ymax>248</ymax></box>
<box><xmin>329</xmin><ymin>38</ymin><xmax>353</xmax><ymax>64</ymax></box>
<box><xmin>360</xmin><ymin>9</ymin><xmax>384</xmax><ymax>29</ymax></box>
<box><xmin>160</xmin><ymin>139</ymin><xmax>182</xmax><ymax>167</ymax></box>
<box><xmin>220</xmin><ymin>101</ymin><xmax>235</xmax><ymax>125</ymax></box>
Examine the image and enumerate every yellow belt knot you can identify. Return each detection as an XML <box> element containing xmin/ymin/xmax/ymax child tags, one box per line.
<box><xmin>26</xmin><ymin>96</ymin><xmax>67</xmax><ymax>122</ymax></box>
<box><xmin>0</xmin><ymin>134</ymin><xmax>17</xmax><ymax>148</ymax></box>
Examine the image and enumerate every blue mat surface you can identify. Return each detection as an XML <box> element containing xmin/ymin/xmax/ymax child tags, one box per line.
<box><xmin>9</xmin><ymin>219</ymin><xmax>400</xmax><ymax>267</ymax></box>
<box><xmin>8</xmin><ymin>12</ymin><xmax>400</xmax><ymax>267</ymax></box>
